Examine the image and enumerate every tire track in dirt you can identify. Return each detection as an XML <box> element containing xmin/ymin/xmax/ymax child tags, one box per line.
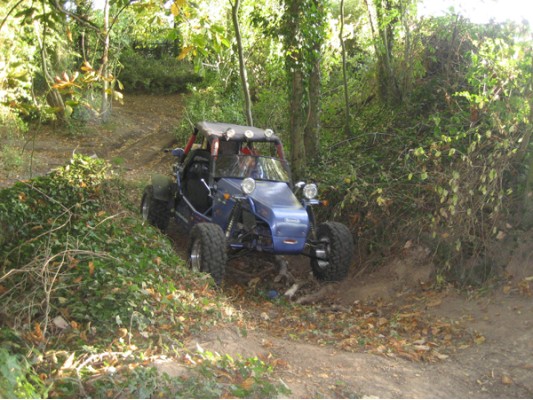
<box><xmin>103</xmin><ymin>94</ymin><xmax>185</xmax><ymax>180</ymax></box>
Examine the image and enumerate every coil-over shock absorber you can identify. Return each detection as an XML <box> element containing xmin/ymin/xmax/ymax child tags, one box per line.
<box><xmin>225</xmin><ymin>202</ymin><xmax>242</xmax><ymax>239</ymax></box>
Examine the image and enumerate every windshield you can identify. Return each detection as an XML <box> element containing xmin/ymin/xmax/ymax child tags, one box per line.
<box><xmin>215</xmin><ymin>155</ymin><xmax>290</xmax><ymax>182</ymax></box>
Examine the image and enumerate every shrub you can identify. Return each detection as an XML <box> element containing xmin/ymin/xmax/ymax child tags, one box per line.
<box><xmin>119</xmin><ymin>48</ymin><xmax>201</xmax><ymax>94</ymax></box>
<box><xmin>175</xmin><ymin>80</ymin><xmax>247</xmax><ymax>141</ymax></box>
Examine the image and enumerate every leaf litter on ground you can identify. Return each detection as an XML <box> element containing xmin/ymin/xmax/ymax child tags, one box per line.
<box><xmin>230</xmin><ymin>286</ymin><xmax>474</xmax><ymax>363</ymax></box>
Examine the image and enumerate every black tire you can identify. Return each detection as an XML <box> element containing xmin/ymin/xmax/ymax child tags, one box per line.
<box><xmin>141</xmin><ymin>185</ymin><xmax>170</xmax><ymax>232</ymax></box>
<box><xmin>188</xmin><ymin>223</ymin><xmax>227</xmax><ymax>285</ymax></box>
<box><xmin>311</xmin><ymin>221</ymin><xmax>353</xmax><ymax>281</ymax></box>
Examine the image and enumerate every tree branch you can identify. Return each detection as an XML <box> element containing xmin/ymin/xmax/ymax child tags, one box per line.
<box><xmin>0</xmin><ymin>0</ymin><xmax>25</xmax><ymax>32</ymax></box>
<box><xmin>49</xmin><ymin>0</ymin><xmax>101</xmax><ymax>33</ymax></box>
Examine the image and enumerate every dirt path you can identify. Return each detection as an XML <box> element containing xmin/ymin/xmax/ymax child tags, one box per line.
<box><xmin>0</xmin><ymin>94</ymin><xmax>183</xmax><ymax>187</ymax></box>
<box><xmin>4</xmin><ymin>94</ymin><xmax>533</xmax><ymax>398</ymax></box>
<box><xmin>179</xmin><ymin>247</ymin><xmax>533</xmax><ymax>398</ymax></box>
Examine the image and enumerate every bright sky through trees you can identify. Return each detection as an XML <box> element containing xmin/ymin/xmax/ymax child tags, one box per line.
<box><xmin>419</xmin><ymin>0</ymin><xmax>533</xmax><ymax>24</ymax></box>
<box><xmin>91</xmin><ymin>0</ymin><xmax>533</xmax><ymax>25</ymax></box>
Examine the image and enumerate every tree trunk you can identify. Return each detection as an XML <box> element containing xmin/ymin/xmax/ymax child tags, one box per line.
<box><xmin>366</xmin><ymin>0</ymin><xmax>401</xmax><ymax>104</ymax></box>
<box><xmin>35</xmin><ymin>3</ymin><xmax>66</xmax><ymax>125</ymax></box>
<box><xmin>304</xmin><ymin>0</ymin><xmax>324</xmax><ymax>161</ymax></box>
<box><xmin>231</xmin><ymin>0</ymin><xmax>253</xmax><ymax>126</ymax></box>
<box><xmin>286</xmin><ymin>0</ymin><xmax>306</xmax><ymax>180</ymax></box>
<box><xmin>304</xmin><ymin>58</ymin><xmax>320</xmax><ymax>161</ymax></box>
<box><xmin>290</xmin><ymin>69</ymin><xmax>307</xmax><ymax>180</ymax></box>
<box><xmin>73</xmin><ymin>0</ymin><xmax>91</xmax><ymax>66</ymax></box>
<box><xmin>339</xmin><ymin>0</ymin><xmax>352</xmax><ymax>137</ymax></box>
<box><xmin>100</xmin><ymin>0</ymin><xmax>111</xmax><ymax>120</ymax></box>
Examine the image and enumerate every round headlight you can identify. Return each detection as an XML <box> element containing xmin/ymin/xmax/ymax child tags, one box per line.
<box><xmin>303</xmin><ymin>183</ymin><xmax>318</xmax><ymax>199</ymax></box>
<box><xmin>264</xmin><ymin>128</ymin><xmax>274</xmax><ymax>138</ymax></box>
<box><xmin>241</xmin><ymin>177</ymin><xmax>256</xmax><ymax>195</ymax></box>
<box><xmin>244</xmin><ymin>129</ymin><xmax>254</xmax><ymax>139</ymax></box>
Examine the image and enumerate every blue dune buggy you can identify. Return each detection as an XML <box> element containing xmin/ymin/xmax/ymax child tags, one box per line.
<box><xmin>141</xmin><ymin>122</ymin><xmax>353</xmax><ymax>284</ymax></box>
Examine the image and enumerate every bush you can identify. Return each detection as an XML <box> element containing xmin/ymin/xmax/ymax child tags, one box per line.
<box><xmin>0</xmin><ymin>347</ymin><xmax>47</xmax><ymax>399</ymax></box>
<box><xmin>313</xmin><ymin>19</ymin><xmax>533</xmax><ymax>284</ymax></box>
<box><xmin>175</xmin><ymin>79</ymin><xmax>247</xmax><ymax>141</ymax></box>
<box><xmin>0</xmin><ymin>154</ymin><xmax>288</xmax><ymax>398</ymax></box>
<box><xmin>119</xmin><ymin>47</ymin><xmax>201</xmax><ymax>94</ymax></box>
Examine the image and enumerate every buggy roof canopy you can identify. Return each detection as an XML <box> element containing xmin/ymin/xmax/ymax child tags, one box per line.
<box><xmin>195</xmin><ymin>121</ymin><xmax>282</xmax><ymax>144</ymax></box>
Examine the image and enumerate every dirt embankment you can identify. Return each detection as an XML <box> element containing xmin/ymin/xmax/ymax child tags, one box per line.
<box><xmin>3</xmin><ymin>94</ymin><xmax>533</xmax><ymax>398</ymax></box>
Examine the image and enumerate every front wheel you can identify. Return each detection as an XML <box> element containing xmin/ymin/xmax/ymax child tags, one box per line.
<box><xmin>188</xmin><ymin>223</ymin><xmax>227</xmax><ymax>285</ymax></box>
<box><xmin>311</xmin><ymin>222</ymin><xmax>353</xmax><ymax>281</ymax></box>
<box><xmin>141</xmin><ymin>185</ymin><xmax>170</xmax><ymax>232</ymax></box>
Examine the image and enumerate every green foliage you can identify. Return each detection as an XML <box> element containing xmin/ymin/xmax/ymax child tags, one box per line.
<box><xmin>119</xmin><ymin>47</ymin><xmax>201</xmax><ymax>93</ymax></box>
<box><xmin>85</xmin><ymin>348</ymin><xmax>289</xmax><ymax>399</ymax></box>
<box><xmin>0</xmin><ymin>154</ymin><xmax>286</xmax><ymax>398</ymax></box>
<box><xmin>252</xmin><ymin>87</ymin><xmax>288</xmax><ymax>141</ymax></box>
<box><xmin>176</xmin><ymin>80</ymin><xmax>247</xmax><ymax>140</ymax></box>
<box><xmin>172</xmin><ymin>1</ymin><xmax>232</xmax><ymax>74</ymax></box>
<box><xmin>282</xmin><ymin>0</ymin><xmax>328</xmax><ymax>79</ymax></box>
<box><xmin>0</xmin><ymin>155</ymin><xmax>220</xmax><ymax>337</ymax></box>
<box><xmin>0</xmin><ymin>104</ymin><xmax>29</xmax><ymax>181</ymax></box>
<box><xmin>314</xmin><ymin>18</ymin><xmax>532</xmax><ymax>284</ymax></box>
<box><xmin>0</xmin><ymin>347</ymin><xmax>48</xmax><ymax>399</ymax></box>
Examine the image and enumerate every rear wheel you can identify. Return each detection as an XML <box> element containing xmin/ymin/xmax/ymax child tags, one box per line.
<box><xmin>189</xmin><ymin>223</ymin><xmax>227</xmax><ymax>285</ymax></box>
<box><xmin>141</xmin><ymin>185</ymin><xmax>170</xmax><ymax>232</ymax></box>
<box><xmin>311</xmin><ymin>222</ymin><xmax>353</xmax><ymax>281</ymax></box>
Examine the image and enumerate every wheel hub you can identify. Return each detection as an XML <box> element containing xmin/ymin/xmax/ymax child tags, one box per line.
<box><xmin>315</xmin><ymin>237</ymin><xmax>330</xmax><ymax>269</ymax></box>
<box><xmin>190</xmin><ymin>240</ymin><xmax>202</xmax><ymax>272</ymax></box>
<box><xmin>141</xmin><ymin>198</ymin><xmax>149</xmax><ymax>220</ymax></box>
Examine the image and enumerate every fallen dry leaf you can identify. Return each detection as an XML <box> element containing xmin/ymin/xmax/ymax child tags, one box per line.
<box><xmin>241</xmin><ymin>377</ymin><xmax>255</xmax><ymax>390</ymax></box>
<box><xmin>427</xmin><ymin>299</ymin><xmax>442</xmax><ymax>307</ymax></box>
<box><xmin>474</xmin><ymin>334</ymin><xmax>486</xmax><ymax>345</ymax></box>
<box><xmin>53</xmin><ymin>316</ymin><xmax>69</xmax><ymax>330</ymax></box>
<box><xmin>501</xmin><ymin>374</ymin><xmax>513</xmax><ymax>385</ymax></box>
<box><xmin>60</xmin><ymin>352</ymin><xmax>76</xmax><ymax>372</ymax></box>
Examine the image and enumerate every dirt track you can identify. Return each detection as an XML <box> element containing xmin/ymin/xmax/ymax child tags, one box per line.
<box><xmin>4</xmin><ymin>94</ymin><xmax>533</xmax><ymax>398</ymax></box>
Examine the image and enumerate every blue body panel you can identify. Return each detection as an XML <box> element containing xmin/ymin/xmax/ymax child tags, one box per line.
<box><xmin>213</xmin><ymin>179</ymin><xmax>309</xmax><ymax>254</ymax></box>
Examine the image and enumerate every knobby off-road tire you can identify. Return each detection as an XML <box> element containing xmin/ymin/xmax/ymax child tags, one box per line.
<box><xmin>311</xmin><ymin>221</ymin><xmax>353</xmax><ymax>281</ymax></box>
<box><xmin>189</xmin><ymin>223</ymin><xmax>227</xmax><ymax>285</ymax></box>
<box><xmin>141</xmin><ymin>185</ymin><xmax>170</xmax><ymax>232</ymax></box>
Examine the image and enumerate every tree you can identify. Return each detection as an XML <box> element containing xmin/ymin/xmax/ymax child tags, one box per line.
<box><xmin>34</xmin><ymin>0</ymin><xmax>68</xmax><ymax>124</ymax></box>
<box><xmin>284</xmin><ymin>0</ymin><xmax>307</xmax><ymax>180</ymax></box>
<box><xmin>364</xmin><ymin>0</ymin><xmax>401</xmax><ymax>104</ymax></box>
<box><xmin>339</xmin><ymin>0</ymin><xmax>352</xmax><ymax>137</ymax></box>
<box><xmin>100</xmin><ymin>0</ymin><xmax>111</xmax><ymax>119</ymax></box>
<box><xmin>230</xmin><ymin>0</ymin><xmax>253</xmax><ymax>126</ymax></box>
<box><xmin>303</xmin><ymin>0</ymin><xmax>326</xmax><ymax>162</ymax></box>
<box><xmin>284</xmin><ymin>0</ymin><xmax>327</xmax><ymax>178</ymax></box>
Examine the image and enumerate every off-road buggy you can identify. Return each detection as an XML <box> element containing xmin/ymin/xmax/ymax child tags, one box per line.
<box><xmin>141</xmin><ymin>122</ymin><xmax>353</xmax><ymax>284</ymax></box>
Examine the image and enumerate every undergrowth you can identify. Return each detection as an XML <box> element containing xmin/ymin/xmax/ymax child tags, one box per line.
<box><xmin>0</xmin><ymin>155</ymin><xmax>287</xmax><ymax>398</ymax></box>
<box><xmin>311</xmin><ymin>19</ymin><xmax>533</xmax><ymax>285</ymax></box>
<box><xmin>119</xmin><ymin>48</ymin><xmax>201</xmax><ymax>94</ymax></box>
